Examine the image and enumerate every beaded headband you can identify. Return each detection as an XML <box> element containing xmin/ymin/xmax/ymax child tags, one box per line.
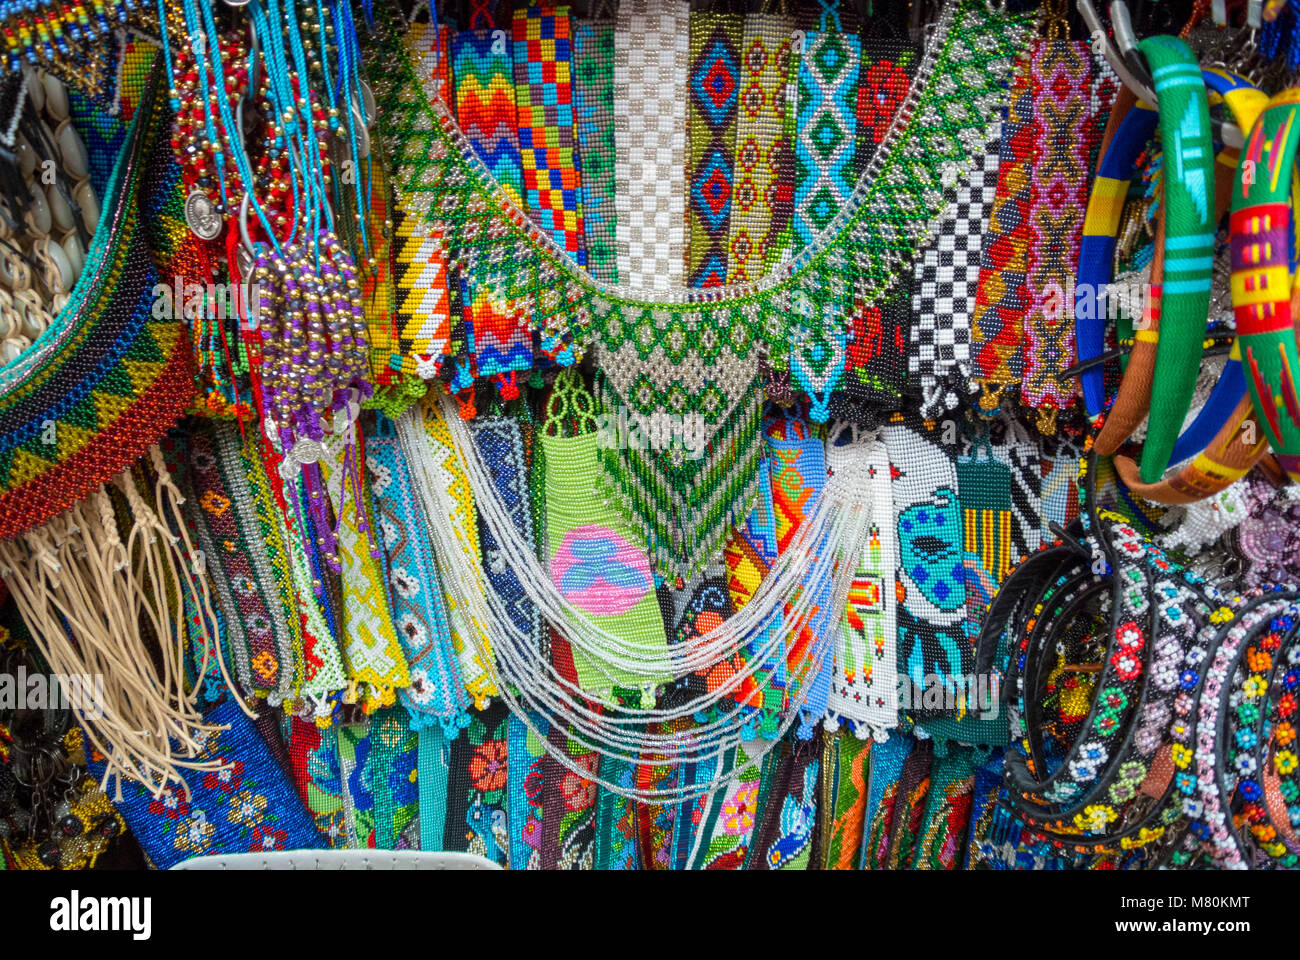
<box><xmin>1181</xmin><ymin>589</ymin><xmax>1300</xmax><ymax>868</ymax></box>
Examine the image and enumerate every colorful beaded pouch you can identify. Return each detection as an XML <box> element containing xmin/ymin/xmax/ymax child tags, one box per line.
<box><xmin>0</xmin><ymin>55</ymin><xmax>195</xmax><ymax>540</ymax></box>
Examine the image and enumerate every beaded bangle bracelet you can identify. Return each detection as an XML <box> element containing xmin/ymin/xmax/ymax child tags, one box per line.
<box><xmin>1092</xmin><ymin>66</ymin><xmax>1258</xmax><ymax>478</ymax></box>
<box><xmin>1156</xmin><ymin>66</ymin><xmax>1270</xmax><ymax>464</ymax></box>
<box><xmin>1112</xmin><ymin>359</ymin><xmax>1270</xmax><ymax>504</ymax></box>
<box><xmin>1076</xmin><ymin>86</ymin><xmax>1158</xmax><ymax>418</ymax></box>
<box><xmin>1230</xmin><ymin>88</ymin><xmax>1300</xmax><ymax>485</ymax></box>
<box><xmin>1126</xmin><ymin>37</ymin><xmax>1216</xmax><ymax>483</ymax></box>
<box><xmin>1109</xmin><ymin>71</ymin><xmax>1274</xmax><ymax>504</ymax></box>
<box><xmin>1188</xmin><ymin>590</ymin><xmax>1300</xmax><ymax>867</ymax></box>
<box><xmin>1229</xmin><ymin>610</ymin><xmax>1300</xmax><ymax>865</ymax></box>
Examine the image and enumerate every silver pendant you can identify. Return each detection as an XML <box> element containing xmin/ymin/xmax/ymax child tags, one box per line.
<box><xmin>184</xmin><ymin>189</ymin><xmax>223</xmax><ymax>240</ymax></box>
<box><xmin>290</xmin><ymin>438</ymin><xmax>326</xmax><ymax>465</ymax></box>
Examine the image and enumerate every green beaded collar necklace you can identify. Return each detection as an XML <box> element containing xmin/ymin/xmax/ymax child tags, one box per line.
<box><xmin>378</xmin><ymin>0</ymin><xmax>1030</xmax><ymax>312</ymax></box>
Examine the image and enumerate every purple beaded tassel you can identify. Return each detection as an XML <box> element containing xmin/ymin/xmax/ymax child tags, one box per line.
<box><xmin>253</xmin><ymin>231</ymin><xmax>374</xmax><ymax>578</ymax></box>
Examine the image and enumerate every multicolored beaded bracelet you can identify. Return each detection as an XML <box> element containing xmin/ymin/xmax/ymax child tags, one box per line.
<box><xmin>1230</xmin><ymin>87</ymin><xmax>1300</xmax><ymax>485</ymax></box>
<box><xmin>985</xmin><ymin>422</ymin><xmax>1235</xmax><ymax>853</ymax></box>
<box><xmin>1109</xmin><ymin>69</ymin><xmax>1275</xmax><ymax>504</ymax></box>
<box><xmin>1231</xmin><ymin>611</ymin><xmax>1300</xmax><ymax>865</ymax></box>
<box><xmin>1190</xmin><ymin>590</ymin><xmax>1300</xmax><ymax>867</ymax></box>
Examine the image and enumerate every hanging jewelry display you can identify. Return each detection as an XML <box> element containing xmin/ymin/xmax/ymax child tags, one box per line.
<box><xmin>367</xmin><ymin>0</ymin><xmax>1031</xmax><ymax>579</ymax></box>
<box><xmin>6</xmin><ymin>0</ymin><xmax>1300</xmax><ymax>875</ymax></box>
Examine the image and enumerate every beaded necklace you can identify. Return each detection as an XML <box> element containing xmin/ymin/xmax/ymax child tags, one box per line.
<box><xmin>411</xmin><ymin>385</ymin><xmax>872</xmax><ymax>801</ymax></box>
<box><xmin>685</xmin><ymin>742</ymin><xmax>760</xmax><ymax>868</ymax></box>
<box><xmin>251</xmin><ymin>231</ymin><xmax>371</xmax><ymax>509</ymax></box>
<box><xmin>860</xmin><ymin>728</ymin><xmax>911</xmax><ymax>867</ymax></box>
<box><xmin>790</xmin><ymin>0</ymin><xmax>861</xmax><ymax>257</ymax></box>
<box><xmin>373</xmin><ymin>19</ymin><xmax>453</xmax><ymax>382</ymax></box>
<box><xmin>721</xmin><ymin>451</ymin><xmax>784</xmax><ymax>733</ymax></box>
<box><xmin>404</xmin><ymin>395</ymin><xmax>499</xmax><ymax>710</ymax></box>
<box><xmin>912</xmin><ymin>742</ymin><xmax>980</xmax><ymax>869</ymax></box>
<box><xmin>0</xmin><ymin>56</ymin><xmax>195</xmax><ymax>540</ymax></box>
<box><xmin>266</xmin><ymin>454</ymin><xmax>350</xmax><ymax>709</ymax></box>
<box><xmin>440</xmin><ymin>702</ymin><xmax>510</xmax><ymax>866</ymax></box>
<box><xmin>1227</xmin><ymin>613</ymin><xmax>1300</xmax><ymax>865</ymax></box>
<box><xmin>467</xmin><ymin>413</ymin><xmax>544</xmax><ymax>655</ymax></box>
<box><xmin>749</xmin><ymin>730</ymin><xmax>820</xmax><ymax>869</ymax></box>
<box><xmin>0</xmin><ymin>0</ymin><xmax>148</xmax><ymax>94</ymax></box>
<box><xmin>593</xmin><ymin>756</ymin><xmax>640</xmax><ymax>867</ymax></box>
<box><xmin>538</xmin><ymin>371</ymin><xmax>671</xmax><ymax>706</ymax></box>
<box><xmin>371</xmin><ymin>0</ymin><xmax>1032</xmax><ymax>579</ymax></box>
<box><xmin>766</xmin><ymin>415</ymin><xmax>835</xmax><ymax>738</ymax></box>
<box><xmin>158</xmin><ymin>0</ymin><xmax>382</xmax><ymax>525</ymax></box>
